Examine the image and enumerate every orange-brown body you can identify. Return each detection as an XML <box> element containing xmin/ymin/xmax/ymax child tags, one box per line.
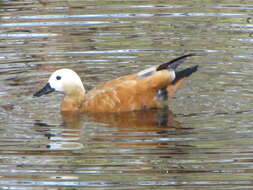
<box><xmin>80</xmin><ymin>70</ymin><xmax>175</xmax><ymax>113</ymax></box>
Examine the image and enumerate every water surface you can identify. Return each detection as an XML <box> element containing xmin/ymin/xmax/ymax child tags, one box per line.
<box><xmin>1</xmin><ymin>0</ymin><xmax>253</xmax><ymax>189</ymax></box>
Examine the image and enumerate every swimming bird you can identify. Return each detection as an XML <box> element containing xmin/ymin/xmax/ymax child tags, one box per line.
<box><xmin>34</xmin><ymin>54</ymin><xmax>198</xmax><ymax>113</ymax></box>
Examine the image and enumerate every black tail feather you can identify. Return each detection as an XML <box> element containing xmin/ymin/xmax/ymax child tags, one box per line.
<box><xmin>173</xmin><ymin>65</ymin><xmax>198</xmax><ymax>84</ymax></box>
<box><xmin>156</xmin><ymin>54</ymin><xmax>195</xmax><ymax>71</ymax></box>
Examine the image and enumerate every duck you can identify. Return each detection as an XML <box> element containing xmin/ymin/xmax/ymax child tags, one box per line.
<box><xmin>34</xmin><ymin>54</ymin><xmax>198</xmax><ymax>113</ymax></box>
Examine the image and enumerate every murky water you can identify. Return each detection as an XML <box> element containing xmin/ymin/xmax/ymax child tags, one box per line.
<box><xmin>1</xmin><ymin>0</ymin><xmax>253</xmax><ymax>189</ymax></box>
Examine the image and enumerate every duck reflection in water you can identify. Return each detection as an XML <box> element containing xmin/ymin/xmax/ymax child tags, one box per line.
<box><xmin>60</xmin><ymin>108</ymin><xmax>181</xmax><ymax>132</ymax></box>
<box><xmin>35</xmin><ymin>109</ymin><xmax>181</xmax><ymax>139</ymax></box>
<box><xmin>35</xmin><ymin>109</ymin><xmax>191</xmax><ymax>151</ymax></box>
<box><xmin>61</xmin><ymin>109</ymin><xmax>186</xmax><ymax>149</ymax></box>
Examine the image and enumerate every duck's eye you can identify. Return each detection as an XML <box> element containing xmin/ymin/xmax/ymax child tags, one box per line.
<box><xmin>56</xmin><ymin>76</ymin><xmax>61</xmax><ymax>80</ymax></box>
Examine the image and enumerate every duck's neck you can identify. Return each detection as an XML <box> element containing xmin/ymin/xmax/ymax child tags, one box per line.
<box><xmin>61</xmin><ymin>86</ymin><xmax>86</xmax><ymax>112</ymax></box>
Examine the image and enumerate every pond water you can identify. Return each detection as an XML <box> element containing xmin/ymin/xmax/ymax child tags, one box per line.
<box><xmin>1</xmin><ymin>0</ymin><xmax>253</xmax><ymax>189</ymax></box>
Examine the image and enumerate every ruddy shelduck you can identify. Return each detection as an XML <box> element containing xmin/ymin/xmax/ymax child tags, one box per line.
<box><xmin>34</xmin><ymin>54</ymin><xmax>198</xmax><ymax>113</ymax></box>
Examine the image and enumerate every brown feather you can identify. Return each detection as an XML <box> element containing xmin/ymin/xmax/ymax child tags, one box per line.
<box><xmin>81</xmin><ymin>70</ymin><xmax>175</xmax><ymax>112</ymax></box>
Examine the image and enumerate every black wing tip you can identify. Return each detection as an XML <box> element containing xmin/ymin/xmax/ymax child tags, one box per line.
<box><xmin>175</xmin><ymin>53</ymin><xmax>196</xmax><ymax>60</ymax></box>
<box><xmin>173</xmin><ymin>65</ymin><xmax>199</xmax><ymax>84</ymax></box>
<box><xmin>182</xmin><ymin>65</ymin><xmax>199</xmax><ymax>76</ymax></box>
<box><xmin>157</xmin><ymin>53</ymin><xmax>196</xmax><ymax>71</ymax></box>
<box><xmin>184</xmin><ymin>53</ymin><xmax>196</xmax><ymax>57</ymax></box>
<box><xmin>187</xmin><ymin>64</ymin><xmax>199</xmax><ymax>72</ymax></box>
<box><xmin>189</xmin><ymin>65</ymin><xmax>199</xmax><ymax>76</ymax></box>
<box><xmin>193</xmin><ymin>64</ymin><xmax>199</xmax><ymax>70</ymax></box>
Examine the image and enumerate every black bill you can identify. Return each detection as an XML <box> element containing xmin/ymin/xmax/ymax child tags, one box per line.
<box><xmin>33</xmin><ymin>83</ymin><xmax>55</xmax><ymax>97</ymax></box>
